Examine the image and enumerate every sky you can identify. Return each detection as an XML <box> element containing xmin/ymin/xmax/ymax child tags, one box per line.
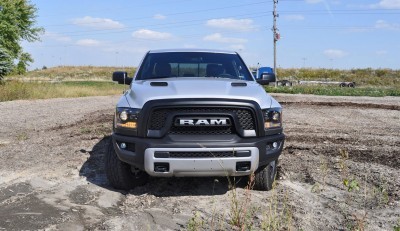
<box><xmin>20</xmin><ymin>0</ymin><xmax>400</xmax><ymax>70</ymax></box>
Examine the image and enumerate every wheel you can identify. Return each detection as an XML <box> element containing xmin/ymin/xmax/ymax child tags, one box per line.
<box><xmin>105</xmin><ymin>141</ymin><xmax>148</xmax><ymax>190</ymax></box>
<box><xmin>283</xmin><ymin>81</ymin><xmax>292</xmax><ymax>87</ymax></box>
<box><xmin>254</xmin><ymin>160</ymin><xmax>278</xmax><ymax>191</ymax></box>
<box><xmin>339</xmin><ymin>82</ymin><xmax>346</xmax><ymax>87</ymax></box>
<box><xmin>347</xmin><ymin>83</ymin><xmax>355</xmax><ymax>88</ymax></box>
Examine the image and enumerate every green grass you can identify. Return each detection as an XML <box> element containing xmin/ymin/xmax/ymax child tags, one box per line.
<box><xmin>276</xmin><ymin>68</ymin><xmax>400</xmax><ymax>87</ymax></box>
<box><xmin>270</xmin><ymin>68</ymin><xmax>400</xmax><ymax>97</ymax></box>
<box><xmin>0</xmin><ymin>80</ymin><xmax>126</xmax><ymax>102</ymax></box>
<box><xmin>265</xmin><ymin>85</ymin><xmax>400</xmax><ymax>97</ymax></box>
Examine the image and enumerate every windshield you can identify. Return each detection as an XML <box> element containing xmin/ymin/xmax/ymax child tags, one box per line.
<box><xmin>136</xmin><ymin>52</ymin><xmax>253</xmax><ymax>81</ymax></box>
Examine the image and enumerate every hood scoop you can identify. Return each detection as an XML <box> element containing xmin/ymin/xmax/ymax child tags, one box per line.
<box><xmin>150</xmin><ymin>82</ymin><xmax>168</xmax><ymax>86</ymax></box>
<box><xmin>231</xmin><ymin>82</ymin><xmax>247</xmax><ymax>87</ymax></box>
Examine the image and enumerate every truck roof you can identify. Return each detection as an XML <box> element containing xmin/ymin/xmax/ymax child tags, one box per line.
<box><xmin>148</xmin><ymin>48</ymin><xmax>237</xmax><ymax>54</ymax></box>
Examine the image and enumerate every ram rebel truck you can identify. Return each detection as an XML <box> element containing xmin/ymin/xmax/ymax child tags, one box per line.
<box><xmin>107</xmin><ymin>49</ymin><xmax>285</xmax><ymax>191</ymax></box>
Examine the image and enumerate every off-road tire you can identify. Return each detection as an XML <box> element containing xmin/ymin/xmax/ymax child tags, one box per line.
<box><xmin>105</xmin><ymin>141</ymin><xmax>148</xmax><ymax>190</ymax></box>
<box><xmin>254</xmin><ymin>160</ymin><xmax>278</xmax><ymax>191</ymax></box>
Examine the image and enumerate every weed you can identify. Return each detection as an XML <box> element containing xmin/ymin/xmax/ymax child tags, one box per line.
<box><xmin>394</xmin><ymin>218</ymin><xmax>400</xmax><ymax>231</ymax></box>
<box><xmin>338</xmin><ymin>149</ymin><xmax>350</xmax><ymax>190</ymax></box>
<box><xmin>187</xmin><ymin>211</ymin><xmax>205</xmax><ymax>231</ymax></box>
<box><xmin>210</xmin><ymin>179</ymin><xmax>219</xmax><ymax>230</ymax></box>
<box><xmin>343</xmin><ymin>179</ymin><xmax>360</xmax><ymax>192</ymax></box>
<box><xmin>319</xmin><ymin>158</ymin><xmax>329</xmax><ymax>191</ymax></box>
<box><xmin>338</xmin><ymin>149</ymin><xmax>349</xmax><ymax>171</ymax></box>
<box><xmin>345</xmin><ymin>211</ymin><xmax>367</xmax><ymax>231</ymax></box>
<box><xmin>16</xmin><ymin>132</ymin><xmax>28</xmax><ymax>141</ymax></box>
<box><xmin>80</xmin><ymin>127</ymin><xmax>92</xmax><ymax>134</ymax></box>
<box><xmin>371</xmin><ymin>175</ymin><xmax>390</xmax><ymax>206</ymax></box>
<box><xmin>228</xmin><ymin>174</ymin><xmax>257</xmax><ymax>230</ymax></box>
<box><xmin>311</xmin><ymin>182</ymin><xmax>321</xmax><ymax>193</ymax></box>
<box><xmin>373</xmin><ymin>186</ymin><xmax>389</xmax><ymax>205</ymax></box>
<box><xmin>261</xmin><ymin>186</ymin><xmax>293</xmax><ymax>231</ymax></box>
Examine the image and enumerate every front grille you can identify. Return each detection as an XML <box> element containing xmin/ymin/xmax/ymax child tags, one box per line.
<box><xmin>149</xmin><ymin>109</ymin><xmax>169</xmax><ymax>130</ymax></box>
<box><xmin>148</xmin><ymin>107</ymin><xmax>255</xmax><ymax>135</ymax></box>
<box><xmin>169</xmin><ymin>125</ymin><xmax>233</xmax><ymax>135</ymax></box>
<box><xmin>169</xmin><ymin>151</ymin><xmax>235</xmax><ymax>158</ymax></box>
<box><xmin>236</xmin><ymin>109</ymin><xmax>254</xmax><ymax>130</ymax></box>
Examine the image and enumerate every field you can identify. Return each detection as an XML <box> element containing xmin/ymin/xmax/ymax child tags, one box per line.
<box><xmin>276</xmin><ymin>68</ymin><xmax>400</xmax><ymax>87</ymax></box>
<box><xmin>7</xmin><ymin>66</ymin><xmax>136</xmax><ymax>82</ymax></box>
<box><xmin>1</xmin><ymin>66</ymin><xmax>135</xmax><ymax>102</ymax></box>
<box><xmin>268</xmin><ymin>67</ymin><xmax>400</xmax><ymax>97</ymax></box>
<box><xmin>0</xmin><ymin>94</ymin><xmax>399</xmax><ymax>230</ymax></box>
<box><xmin>1</xmin><ymin>66</ymin><xmax>400</xmax><ymax>102</ymax></box>
<box><xmin>0</xmin><ymin>81</ymin><xmax>126</xmax><ymax>102</ymax></box>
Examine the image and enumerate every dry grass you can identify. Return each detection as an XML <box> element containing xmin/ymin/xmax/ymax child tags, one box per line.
<box><xmin>0</xmin><ymin>81</ymin><xmax>125</xmax><ymax>102</ymax></box>
<box><xmin>277</xmin><ymin>68</ymin><xmax>400</xmax><ymax>87</ymax></box>
<box><xmin>7</xmin><ymin>66</ymin><xmax>136</xmax><ymax>81</ymax></box>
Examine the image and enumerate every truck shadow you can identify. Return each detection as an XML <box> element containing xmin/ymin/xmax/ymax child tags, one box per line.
<box><xmin>79</xmin><ymin>136</ymin><xmax>249</xmax><ymax>196</ymax></box>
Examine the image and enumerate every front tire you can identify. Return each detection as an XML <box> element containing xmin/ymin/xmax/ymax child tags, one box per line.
<box><xmin>105</xmin><ymin>141</ymin><xmax>148</xmax><ymax>190</ymax></box>
<box><xmin>254</xmin><ymin>160</ymin><xmax>278</xmax><ymax>191</ymax></box>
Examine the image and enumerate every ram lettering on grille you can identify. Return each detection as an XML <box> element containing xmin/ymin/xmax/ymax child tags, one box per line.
<box><xmin>176</xmin><ymin>118</ymin><xmax>230</xmax><ymax>126</ymax></box>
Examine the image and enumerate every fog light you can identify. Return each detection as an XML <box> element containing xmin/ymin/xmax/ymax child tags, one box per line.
<box><xmin>272</xmin><ymin>142</ymin><xmax>278</xmax><ymax>149</ymax></box>
<box><xmin>120</xmin><ymin>143</ymin><xmax>126</xmax><ymax>149</ymax></box>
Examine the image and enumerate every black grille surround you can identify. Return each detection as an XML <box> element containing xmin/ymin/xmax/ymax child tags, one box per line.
<box><xmin>137</xmin><ymin>99</ymin><xmax>265</xmax><ymax>138</ymax></box>
<box><xmin>170</xmin><ymin>151</ymin><xmax>235</xmax><ymax>158</ymax></box>
<box><xmin>154</xmin><ymin>150</ymin><xmax>251</xmax><ymax>158</ymax></box>
<box><xmin>149</xmin><ymin>108</ymin><xmax>254</xmax><ymax>130</ymax></box>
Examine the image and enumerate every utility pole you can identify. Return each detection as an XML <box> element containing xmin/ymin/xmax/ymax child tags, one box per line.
<box><xmin>273</xmin><ymin>0</ymin><xmax>279</xmax><ymax>87</ymax></box>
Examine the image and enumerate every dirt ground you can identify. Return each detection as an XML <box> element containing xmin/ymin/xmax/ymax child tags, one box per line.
<box><xmin>0</xmin><ymin>94</ymin><xmax>399</xmax><ymax>231</ymax></box>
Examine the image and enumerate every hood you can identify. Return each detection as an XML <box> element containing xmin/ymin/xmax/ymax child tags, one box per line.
<box><xmin>117</xmin><ymin>78</ymin><xmax>281</xmax><ymax>109</ymax></box>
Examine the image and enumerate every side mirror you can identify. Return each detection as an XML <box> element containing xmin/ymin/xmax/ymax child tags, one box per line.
<box><xmin>112</xmin><ymin>71</ymin><xmax>132</xmax><ymax>85</ymax></box>
<box><xmin>256</xmin><ymin>72</ymin><xmax>276</xmax><ymax>85</ymax></box>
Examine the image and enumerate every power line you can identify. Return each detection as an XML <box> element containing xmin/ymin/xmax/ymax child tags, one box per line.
<box><xmin>45</xmin><ymin>12</ymin><xmax>270</xmax><ymax>37</ymax></box>
<box><xmin>41</xmin><ymin>1</ymin><xmax>273</xmax><ymax>28</ymax></box>
<box><xmin>37</xmin><ymin>0</ymin><xmax>198</xmax><ymax>18</ymax></box>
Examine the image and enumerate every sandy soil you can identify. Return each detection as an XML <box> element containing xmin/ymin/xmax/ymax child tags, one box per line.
<box><xmin>0</xmin><ymin>94</ymin><xmax>399</xmax><ymax>230</ymax></box>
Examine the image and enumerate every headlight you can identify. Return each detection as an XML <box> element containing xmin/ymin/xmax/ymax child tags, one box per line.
<box><xmin>263</xmin><ymin>108</ymin><xmax>282</xmax><ymax>129</ymax></box>
<box><xmin>115</xmin><ymin>108</ymin><xmax>140</xmax><ymax>129</ymax></box>
<box><xmin>119</xmin><ymin>111</ymin><xmax>128</xmax><ymax>121</ymax></box>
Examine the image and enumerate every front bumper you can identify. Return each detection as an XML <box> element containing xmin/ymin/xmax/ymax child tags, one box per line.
<box><xmin>112</xmin><ymin>133</ymin><xmax>285</xmax><ymax>177</ymax></box>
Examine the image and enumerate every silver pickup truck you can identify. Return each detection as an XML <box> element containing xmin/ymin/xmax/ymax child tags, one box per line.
<box><xmin>107</xmin><ymin>49</ymin><xmax>285</xmax><ymax>191</ymax></box>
